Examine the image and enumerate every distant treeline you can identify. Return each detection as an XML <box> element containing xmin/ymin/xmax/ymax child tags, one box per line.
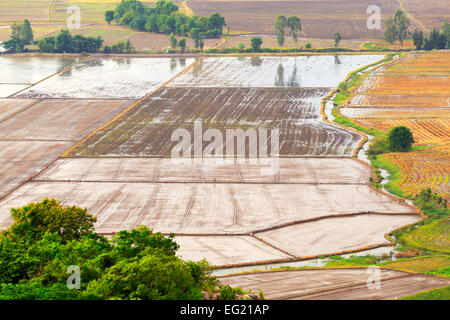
<box><xmin>412</xmin><ymin>21</ymin><xmax>450</xmax><ymax>50</ymax></box>
<box><xmin>105</xmin><ymin>0</ymin><xmax>226</xmax><ymax>39</ymax></box>
<box><xmin>385</xmin><ymin>10</ymin><xmax>450</xmax><ymax>50</ymax></box>
<box><xmin>38</xmin><ymin>30</ymin><xmax>103</xmax><ymax>53</ymax></box>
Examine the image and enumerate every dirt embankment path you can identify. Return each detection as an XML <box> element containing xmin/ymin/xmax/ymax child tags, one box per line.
<box><xmin>180</xmin><ymin>0</ymin><xmax>194</xmax><ymax>16</ymax></box>
<box><xmin>396</xmin><ymin>0</ymin><xmax>429</xmax><ymax>33</ymax></box>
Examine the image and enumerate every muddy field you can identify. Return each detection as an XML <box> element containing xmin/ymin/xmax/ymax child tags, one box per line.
<box><xmin>175</xmin><ymin>235</ymin><xmax>292</xmax><ymax>266</ymax></box>
<box><xmin>168</xmin><ymin>55</ymin><xmax>385</xmax><ymax>88</ymax></box>
<box><xmin>0</xmin><ymin>56</ymin><xmax>78</xmax><ymax>84</ymax></box>
<box><xmin>15</xmin><ymin>57</ymin><xmax>195</xmax><ymax>99</ymax></box>
<box><xmin>69</xmin><ymin>87</ymin><xmax>362</xmax><ymax>157</ymax></box>
<box><xmin>189</xmin><ymin>0</ymin><xmax>399</xmax><ymax>39</ymax></box>
<box><xmin>0</xmin><ymin>99</ymin><xmax>133</xmax><ymax>141</ymax></box>
<box><xmin>0</xmin><ymin>141</ymin><xmax>72</xmax><ymax>198</ymax></box>
<box><xmin>35</xmin><ymin>158</ymin><xmax>372</xmax><ymax>184</ymax></box>
<box><xmin>0</xmin><ymin>99</ymin><xmax>35</xmax><ymax>121</ymax></box>
<box><xmin>256</xmin><ymin>214</ymin><xmax>420</xmax><ymax>258</ymax></box>
<box><xmin>0</xmin><ymin>180</ymin><xmax>416</xmax><ymax>235</ymax></box>
<box><xmin>219</xmin><ymin>269</ymin><xmax>450</xmax><ymax>299</ymax></box>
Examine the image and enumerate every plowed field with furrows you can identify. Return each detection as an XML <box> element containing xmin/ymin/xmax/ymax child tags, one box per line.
<box><xmin>70</xmin><ymin>87</ymin><xmax>361</xmax><ymax>157</ymax></box>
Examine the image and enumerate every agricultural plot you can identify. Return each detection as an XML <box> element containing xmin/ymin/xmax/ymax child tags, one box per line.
<box><xmin>0</xmin><ymin>56</ymin><xmax>78</xmax><ymax>84</ymax></box>
<box><xmin>0</xmin><ymin>99</ymin><xmax>133</xmax><ymax>141</ymax></box>
<box><xmin>0</xmin><ymin>141</ymin><xmax>72</xmax><ymax>198</ymax></box>
<box><xmin>69</xmin><ymin>87</ymin><xmax>362</xmax><ymax>157</ymax></box>
<box><xmin>0</xmin><ymin>99</ymin><xmax>35</xmax><ymax>122</ymax></box>
<box><xmin>219</xmin><ymin>269</ymin><xmax>450</xmax><ymax>300</ymax></box>
<box><xmin>345</xmin><ymin>51</ymin><xmax>450</xmax><ymax>199</ymax></box>
<box><xmin>188</xmin><ymin>0</ymin><xmax>399</xmax><ymax>39</ymax></box>
<box><xmin>352</xmin><ymin>118</ymin><xmax>450</xmax><ymax>145</ymax></box>
<box><xmin>382</xmin><ymin>145</ymin><xmax>449</xmax><ymax>198</ymax></box>
<box><xmin>0</xmin><ymin>181</ymin><xmax>416</xmax><ymax>235</ymax></box>
<box><xmin>167</xmin><ymin>55</ymin><xmax>385</xmax><ymax>88</ymax></box>
<box><xmin>340</xmin><ymin>107</ymin><xmax>450</xmax><ymax>119</ymax></box>
<box><xmin>398</xmin><ymin>217</ymin><xmax>450</xmax><ymax>254</ymax></box>
<box><xmin>175</xmin><ymin>235</ymin><xmax>292</xmax><ymax>267</ymax></box>
<box><xmin>14</xmin><ymin>57</ymin><xmax>195</xmax><ymax>99</ymax></box>
<box><xmin>35</xmin><ymin>158</ymin><xmax>372</xmax><ymax>184</ymax></box>
<box><xmin>222</xmin><ymin>35</ymin><xmax>362</xmax><ymax>50</ymax></box>
<box><xmin>255</xmin><ymin>214</ymin><xmax>420</xmax><ymax>258</ymax></box>
<box><xmin>399</xmin><ymin>0</ymin><xmax>450</xmax><ymax>31</ymax></box>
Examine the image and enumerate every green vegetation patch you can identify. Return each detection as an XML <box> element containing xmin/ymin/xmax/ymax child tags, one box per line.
<box><xmin>399</xmin><ymin>285</ymin><xmax>450</xmax><ymax>300</ymax></box>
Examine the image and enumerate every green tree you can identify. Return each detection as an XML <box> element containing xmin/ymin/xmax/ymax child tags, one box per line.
<box><xmin>56</xmin><ymin>29</ymin><xmax>73</xmax><ymax>53</ymax></box>
<box><xmin>111</xmin><ymin>40</ymin><xmax>126</xmax><ymax>53</ymax></box>
<box><xmin>334</xmin><ymin>32</ymin><xmax>341</xmax><ymax>48</ymax></box>
<box><xmin>237</xmin><ymin>42</ymin><xmax>245</xmax><ymax>52</ymax></box>
<box><xmin>2</xmin><ymin>198</ymin><xmax>96</xmax><ymax>243</ymax></box>
<box><xmin>387</xmin><ymin>126</ymin><xmax>415</xmax><ymax>152</ymax></box>
<box><xmin>384</xmin><ymin>17</ymin><xmax>396</xmax><ymax>44</ymax></box>
<box><xmin>125</xmin><ymin>38</ymin><xmax>135</xmax><ymax>53</ymax></box>
<box><xmin>412</xmin><ymin>29</ymin><xmax>424</xmax><ymax>49</ymax></box>
<box><xmin>442</xmin><ymin>20</ymin><xmax>450</xmax><ymax>49</ymax></box>
<box><xmin>3</xmin><ymin>19</ymin><xmax>34</xmax><ymax>52</ymax></box>
<box><xmin>250</xmin><ymin>37</ymin><xmax>262</xmax><ymax>52</ymax></box>
<box><xmin>0</xmin><ymin>200</ymin><xmax>219</xmax><ymax>300</ymax></box>
<box><xmin>190</xmin><ymin>28</ymin><xmax>202</xmax><ymax>49</ymax></box>
<box><xmin>208</xmin><ymin>13</ymin><xmax>226</xmax><ymax>35</ymax></box>
<box><xmin>275</xmin><ymin>15</ymin><xmax>287</xmax><ymax>48</ymax></box>
<box><xmin>178</xmin><ymin>37</ymin><xmax>187</xmax><ymax>52</ymax></box>
<box><xmin>287</xmin><ymin>16</ymin><xmax>302</xmax><ymax>49</ymax></box>
<box><xmin>38</xmin><ymin>37</ymin><xmax>56</xmax><ymax>53</ymax></box>
<box><xmin>21</xmin><ymin>19</ymin><xmax>33</xmax><ymax>44</ymax></box>
<box><xmin>105</xmin><ymin>10</ymin><xmax>115</xmax><ymax>25</ymax></box>
<box><xmin>394</xmin><ymin>10</ymin><xmax>410</xmax><ymax>45</ymax></box>
<box><xmin>169</xmin><ymin>32</ymin><xmax>177</xmax><ymax>49</ymax></box>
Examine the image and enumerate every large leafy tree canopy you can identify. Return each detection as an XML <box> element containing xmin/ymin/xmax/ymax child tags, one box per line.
<box><xmin>109</xmin><ymin>0</ymin><xmax>226</xmax><ymax>40</ymax></box>
<box><xmin>0</xmin><ymin>199</ymin><xmax>217</xmax><ymax>300</ymax></box>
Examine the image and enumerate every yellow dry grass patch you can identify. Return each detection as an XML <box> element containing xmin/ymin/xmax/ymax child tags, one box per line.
<box><xmin>354</xmin><ymin>118</ymin><xmax>450</xmax><ymax>145</ymax></box>
<box><xmin>383</xmin><ymin>145</ymin><xmax>450</xmax><ymax>199</ymax></box>
<box><xmin>383</xmin><ymin>256</ymin><xmax>450</xmax><ymax>274</ymax></box>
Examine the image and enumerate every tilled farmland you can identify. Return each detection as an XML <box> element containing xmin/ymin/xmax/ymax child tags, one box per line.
<box><xmin>0</xmin><ymin>54</ymin><xmax>425</xmax><ymax>270</ymax></box>
<box><xmin>69</xmin><ymin>87</ymin><xmax>361</xmax><ymax>157</ymax></box>
<box><xmin>219</xmin><ymin>268</ymin><xmax>450</xmax><ymax>300</ymax></box>
<box><xmin>344</xmin><ymin>51</ymin><xmax>450</xmax><ymax>199</ymax></box>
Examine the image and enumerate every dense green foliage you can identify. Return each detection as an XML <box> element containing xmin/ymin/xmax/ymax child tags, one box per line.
<box><xmin>109</xmin><ymin>0</ymin><xmax>225</xmax><ymax>41</ymax></box>
<box><xmin>384</xmin><ymin>10</ymin><xmax>410</xmax><ymax>45</ymax></box>
<box><xmin>400</xmin><ymin>286</ymin><xmax>450</xmax><ymax>300</ymax></box>
<box><xmin>274</xmin><ymin>15</ymin><xmax>302</xmax><ymax>49</ymax></box>
<box><xmin>413</xmin><ymin>21</ymin><xmax>450</xmax><ymax>50</ymax></box>
<box><xmin>413</xmin><ymin>188</ymin><xmax>448</xmax><ymax>218</ymax></box>
<box><xmin>387</xmin><ymin>126</ymin><xmax>415</xmax><ymax>152</ymax></box>
<box><xmin>0</xmin><ymin>199</ymin><xmax>218</xmax><ymax>300</ymax></box>
<box><xmin>3</xmin><ymin>19</ymin><xmax>33</xmax><ymax>53</ymax></box>
<box><xmin>38</xmin><ymin>30</ymin><xmax>103</xmax><ymax>53</ymax></box>
<box><xmin>250</xmin><ymin>37</ymin><xmax>263</xmax><ymax>52</ymax></box>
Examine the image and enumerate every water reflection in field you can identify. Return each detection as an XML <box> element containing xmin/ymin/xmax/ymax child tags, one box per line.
<box><xmin>0</xmin><ymin>56</ymin><xmax>78</xmax><ymax>84</ymax></box>
<box><xmin>168</xmin><ymin>55</ymin><xmax>385</xmax><ymax>88</ymax></box>
<box><xmin>15</xmin><ymin>57</ymin><xmax>195</xmax><ymax>99</ymax></box>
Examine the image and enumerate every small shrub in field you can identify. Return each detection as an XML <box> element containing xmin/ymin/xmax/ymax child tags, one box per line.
<box><xmin>387</xmin><ymin>126</ymin><xmax>414</xmax><ymax>152</ymax></box>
